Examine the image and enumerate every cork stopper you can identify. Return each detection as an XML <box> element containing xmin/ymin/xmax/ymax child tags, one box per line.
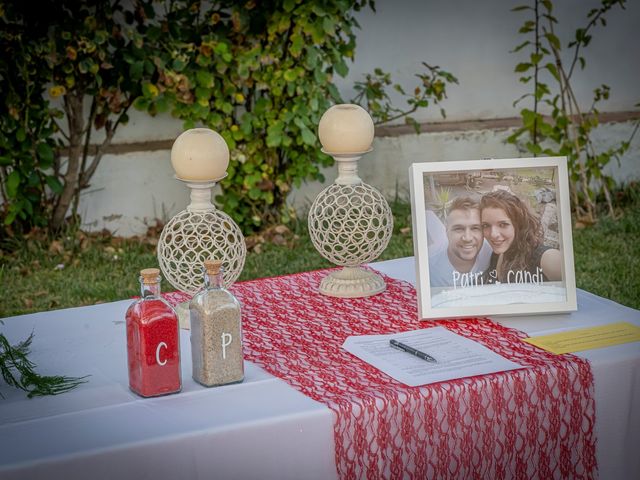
<box><xmin>140</xmin><ymin>268</ymin><xmax>161</xmax><ymax>285</ymax></box>
<box><xmin>203</xmin><ymin>259</ymin><xmax>223</xmax><ymax>275</ymax></box>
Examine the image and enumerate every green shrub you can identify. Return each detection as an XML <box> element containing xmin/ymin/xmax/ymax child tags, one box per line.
<box><xmin>0</xmin><ymin>1</ymin><xmax>157</xmax><ymax>233</ymax></box>
<box><xmin>135</xmin><ymin>0</ymin><xmax>456</xmax><ymax>233</ymax></box>
<box><xmin>1</xmin><ymin>0</ymin><xmax>456</xmax><ymax>236</ymax></box>
<box><xmin>0</xmin><ymin>4</ymin><xmax>59</xmax><ymax>232</ymax></box>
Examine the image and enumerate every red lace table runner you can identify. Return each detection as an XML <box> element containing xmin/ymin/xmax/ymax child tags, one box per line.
<box><xmin>164</xmin><ymin>270</ymin><xmax>597</xmax><ymax>480</ymax></box>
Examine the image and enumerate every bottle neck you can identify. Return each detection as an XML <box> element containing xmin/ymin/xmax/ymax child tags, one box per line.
<box><xmin>335</xmin><ymin>156</ymin><xmax>362</xmax><ymax>185</ymax></box>
<box><xmin>140</xmin><ymin>280</ymin><xmax>161</xmax><ymax>299</ymax></box>
<box><xmin>205</xmin><ymin>271</ymin><xmax>224</xmax><ymax>290</ymax></box>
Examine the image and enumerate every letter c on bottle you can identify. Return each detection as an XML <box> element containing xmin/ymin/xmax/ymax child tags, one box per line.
<box><xmin>156</xmin><ymin>342</ymin><xmax>168</xmax><ymax>366</ymax></box>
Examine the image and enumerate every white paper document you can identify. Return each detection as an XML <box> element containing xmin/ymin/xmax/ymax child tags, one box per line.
<box><xmin>342</xmin><ymin>327</ymin><xmax>524</xmax><ymax>387</ymax></box>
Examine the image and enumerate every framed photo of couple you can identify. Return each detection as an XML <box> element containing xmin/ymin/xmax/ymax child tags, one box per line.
<box><xmin>409</xmin><ymin>157</ymin><xmax>577</xmax><ymax>320</ymax></box>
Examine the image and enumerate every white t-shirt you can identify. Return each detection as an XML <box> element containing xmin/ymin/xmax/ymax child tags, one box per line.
<box><xmin>426</xmin><ymin>210</ymin><xmax>447</xmax><ymax>252</ymax></box>
<box><xmin>428</xmin><ymin>241</ymin><xmax>492</xmax><ymax>287</ymax></box>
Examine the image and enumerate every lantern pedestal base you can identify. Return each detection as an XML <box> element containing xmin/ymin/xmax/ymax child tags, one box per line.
<box><xmin>319</xmin><ymin>266</ymin><xmax>386</xmax><ymax>298</ymax></box>
<box><xmin>175</xmin><ymin>301</ymin><xmax>191</xmax><ymax>330</ymax></box>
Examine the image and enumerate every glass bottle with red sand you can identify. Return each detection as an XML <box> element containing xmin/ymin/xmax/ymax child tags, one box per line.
<box><xmin>126</xmin><ymin>268</ymin><xmax>181</xmax><ymax>397</ymax></box>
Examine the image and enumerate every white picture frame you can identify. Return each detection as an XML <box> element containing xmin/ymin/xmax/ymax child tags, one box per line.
<box><xmin>409</xmin><ymin>157</ymin><xmax>577</xmax><ymax>320</ymax></box>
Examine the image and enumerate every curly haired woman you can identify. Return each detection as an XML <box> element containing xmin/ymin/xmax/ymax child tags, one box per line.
<box><xmin>480</xmin><ymin>190</ymin><xmax>562</xmax><ymax>284</ymax></box>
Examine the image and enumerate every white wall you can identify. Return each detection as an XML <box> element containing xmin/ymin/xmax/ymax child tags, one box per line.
<box><xmin>289</xmin><ymin>120</ymin><xmax>640</xmax><ymax>209</ymax></box>
<box><xmin>76</xmin><ymin>0</ymin><xmax>640</xmax><ymax>235</ymax></box>
<box><xmin>336</xmin><ymin>0</ymin><xmax>640</xmax><ymax>121</ymax></box>
<box><xmin>78</xmin><ymin>150</ymin><xmax>189</xmax><ymax>235</ymax></box>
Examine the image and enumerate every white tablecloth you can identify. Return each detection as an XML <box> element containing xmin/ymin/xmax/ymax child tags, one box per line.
<box><xmin>0</xmin><ymin>302</ymin><xmax>337</xmax><ymax>480</ymax></box>
<box><xmin>1</xmin><ymin>257</ymin><xmax>639</xmax><ymax>480</ymax></box>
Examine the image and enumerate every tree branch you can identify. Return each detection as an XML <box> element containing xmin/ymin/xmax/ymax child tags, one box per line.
<box><xmin>567</xmin><ymin>2</ymin><xmax>622</xmax><ymax>80</ymax></box>
<box><xmin>533</xmin><ymin>0</ymin><xmax>540</xmax><ymax>147</ymax></box>
<box><xmin>51</xmin><ymin>93</ymin><xmax>85</xmax><ymax>230</ymax></box>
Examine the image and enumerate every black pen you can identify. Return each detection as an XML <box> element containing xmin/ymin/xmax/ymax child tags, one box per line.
<box><xmin>389</xmin><ymin>339</ymin><xmax>437</xmax><ymax>363</ymax></box>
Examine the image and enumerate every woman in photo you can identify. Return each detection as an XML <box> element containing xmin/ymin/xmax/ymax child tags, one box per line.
<box><xmin>480</xmin><ymin>190</ymin><xmax>562</xmax><ymax>284</ymax></box>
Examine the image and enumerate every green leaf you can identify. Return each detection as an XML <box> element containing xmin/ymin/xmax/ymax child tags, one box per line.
<box><xmin>195</xmin><ymin>86</ymin><xmax>211</xmax><ymax>101</ymax></box>
<box><xmin>515</xmin><ymin>62</ymin><xmax>532</xmax><ymax>73</ymax></box>
<box><xmin>16</xmin><ymin>128</ymin><xmax>26</xmax><ymax>142</ymax></box>
<box><xmin>521</xmin><ymin>109</ymin><xmax>537</xmax><ymax>128</ymax></box>
<box><xmin>241</xmin><ymin>162</ymin><xmax>255</xmax><ymax>174</ymax></box>
<box><xmin>36</xmin><ymin>143</ymin><xmax>54</xmax><ymax>166</ymax></box>
<box><xmin>284</xmin><ymin>69</ymin><xmax>298</xmax><ymax>82</ymax></box>
<box><xmin>6</xmin><ymin>170</ymin><xmax>20</xmax><ymax>198</ymax></box>
<box><xmin>544</xmin><ymin>32</ymin><xmax>561</xmax><ymax>50</ymax></box>
<box><xmin>311</xmin><ymin>23</ymin><xmax>325</xmax><ymax>44</ymax></box>
<box><xmin>312</xmin><ymin>5</ymin><xmax>326</xmax><ymax>16</ymax></box>
<box><xmin>283</xmin><ymin>0</ymin><xmax>296</xmax><ymax>13</ymax></box>
<box><xmin>196</xmin><ymin>70</ymin><xmax>214</xmax><ymax>88</ymax></box>
<box><xmin>306</xmin><ymin>46</ymin><xmax>319</xmax><ymax>68</ymax></box>
<box><xmin>267</xmin><ymin>121</ymin><xmax>284</xmax><ymax>147</ymax></box>
<box><xmin>327</xmin><ymin>83</ymin><xmax>340</xmax><ymax>101</ymax></box>
<box><xmin>335</xmin><ymin>60</ymin><xmax>348</xmax><ymax>77</ymax></box>
<box><xmin>27</xmin><ymin>170</ymin><xmax>39</xmax><ymax>187</ymax></box>
<box><xmin>530</xmin><ymin>53</ymin><xmax>543</xmax><ymax>65</ymax></box>
<box><xmin>142</xmin><ymin>82</ymin><xmax>159</xmax><ymax>98</ymax></box>
<box><xmin>4</xmin><ymin>207</ymin><xmax>18</xmax><ymax>225</ymax></box>
<box><xmin>526</xmin><ymin>142</ymin><xmax>543</xmax><ymax>155</ymax></box>
<box><xmin>323</xmin><ymin>17</ymin><xmax>335</xmax><ymax>35</ymax></box>
<box><xmin>511</xmin><ymin>40</ymin><xmax>531</xmax><ymax>53</ymax></box>
<box><xmin>130</xmin><ymin>61</ymin><xmax>143</xmax><ymax>79</ymax></box>
<box><xmin>78</xmin><ymin>59</ymin><xmax>91</xmax><ymax>74</ymax></box>
<box><xmin>266</xmin><ymin>132</ymin><xmax>282</xmax><ymax>148</ymax></box>
<box><xmin>289</xmin><ymin>33</ymin><xmax>303</xmax><ymax>57</ymax></box>
<box><xmin>579</xmin><ymin>57</ymin><xmax>586</xmax><ymax>70</ymax></box>
<box><xmin>45</xmin><ymin>175</ymin><xmax>63</xmax><ymax>194</ymax></box>
<box><xmin>155</xmin><ymin>95</ymin><xmax>170</xmax><ymax>113</ymax></box>
<box><xmin>519</xmin><ymin>22</ymin><xmax>534</xmax><ymax>34</ymax></box>
<box><xmin>237</xmin><ymin>64</ymin><xmax>249</xmax><ymax>79</ymax></box>
<box><xmin>23</xmin><ymin>198</ymin><xmax>33</xmax><ymax>216</ymax></box>
<box><xmin>132</xmin><ymin>96</ymin><xmax>150</xmax><ymax>111</ymax></box>
<box><xmin>172</xmin><ymin>58</ymin><xmax>186</xmax><ymax>72</ymax></box>
<box><xmin>545</xmin><ymin>63</ymin><xmax>560</xmax><ymax>81</ymax></box>
<box><xmin>314</xmin><ymin>67</ymin><xmax>326</xmax><ymax>84</ymax></box>
<box><xmin>300</xmin><ymin>126</ymin><xmax>316</xmax><ymax>146</ymax></box>
<box><xmin>241</xmin><ymin>116</ymin><xmax>253</xmax><ymax>135</ymax></box>
<box><xmin>254</xmin><ymin>98</ymin><xmax>270</xmax><ymax>115</ymax></box>
<box><xmin>196</xmin><ymin>54</ymin><xmax>211</xmax><ymax>67</ymax></box>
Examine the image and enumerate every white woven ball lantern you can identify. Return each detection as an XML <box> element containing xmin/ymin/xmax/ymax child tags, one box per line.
<box><xmin>157</xmin><ymin>128</ymin><xmax>246</xmax><ymax>326</ymax></box>
<box><xmin>308</xmin><ymin>104</ymin><xmax>393</xmax><ymax>298</ymax></box>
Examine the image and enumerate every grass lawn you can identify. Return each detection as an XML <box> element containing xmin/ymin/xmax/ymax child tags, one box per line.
<box><xmin>1</xmin><ymin>196</ymin><xmax>638</xmax><ymax>318</ymax></box>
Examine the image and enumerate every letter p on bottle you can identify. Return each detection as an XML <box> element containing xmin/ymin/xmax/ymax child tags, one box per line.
<box><xmin>221</xmin><ymin>333</ymin><xmax>233</xmax><ymax>360</ymax></box>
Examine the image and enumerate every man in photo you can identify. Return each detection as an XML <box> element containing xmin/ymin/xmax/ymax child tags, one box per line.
<box><xmin>429</xmin><ymin>197</ymin><xmax>492</xmax><ymax>288</ymax></box>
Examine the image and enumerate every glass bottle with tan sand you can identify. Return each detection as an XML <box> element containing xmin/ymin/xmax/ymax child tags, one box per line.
<box><xmin>189</xmin><ymin>259</ymin><xmax>244</xmax><ymax>387</ymax></box>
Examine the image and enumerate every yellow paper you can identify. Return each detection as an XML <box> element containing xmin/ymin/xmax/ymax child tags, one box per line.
<box><xmin>524</xmin><ymin>322</ymin><xmax>640</xmax><ymax>354</ymax></box>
